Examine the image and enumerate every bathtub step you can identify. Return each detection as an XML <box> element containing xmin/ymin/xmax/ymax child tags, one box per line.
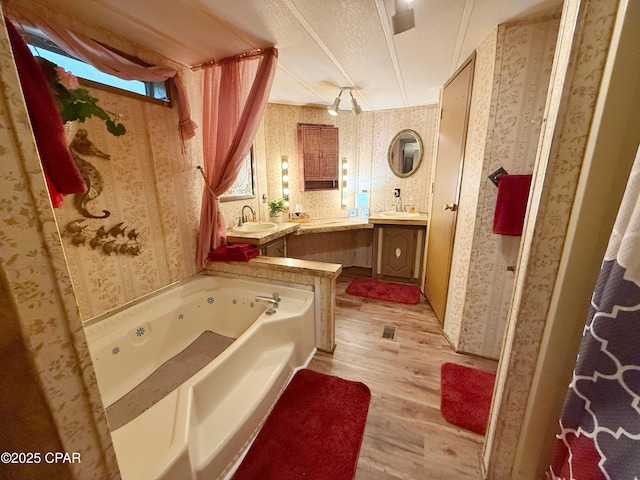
<box><xmin>190</xmin><ymin>344</ymin><xmax>296</xmax><ymax>476</ymax></box>
<box><xmin>110</xmin><ymin>389</ymin><xmax>186</xmax><ymax>480</ymax></box>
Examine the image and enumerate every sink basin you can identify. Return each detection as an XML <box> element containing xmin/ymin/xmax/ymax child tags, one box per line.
<box><xmin>232</xmin><ymin>222</ymin><xmax>277</xmax><ymax>233</ymax></box>
<box><xmin>378</xmin><ymin>211</ymin><xmax>420</xmax><ymax>218</ymax></box>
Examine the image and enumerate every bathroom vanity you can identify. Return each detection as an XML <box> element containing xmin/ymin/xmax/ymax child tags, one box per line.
<box><xmin>226</xmin><ymin>222</ymin><xmax>300</xmax><ymax>256</ymax></box>
<box><xmin>225</xmin><ymin>214</ymin><xmax>427</xmax><ymax>286</ymax></box>
<box><xmin>227</xmin><ymin>218</ymin><xmax>373</xmax><ymax>266</ymax></box>
<box><xmin>368</xmin><ymin>213</ymin><xmax>428</xmax><ymax>284</ymax></box>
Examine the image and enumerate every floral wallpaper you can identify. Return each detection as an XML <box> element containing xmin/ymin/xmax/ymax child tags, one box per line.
<box><xmin>444</xmin><ymin>28</ymin><xmax>498</xmax><ymax>354</ymax></box>
<box><xmin>0</xmin><ymin>1</ymin><xmax>204</xmax><ymax>323</ymax></box>
<box><xmin>54</xmin><ymin>88</ymin><xmax>200</xmax><ymax>320</ymax></box>
<box><xmin>253</xmin><ymin>103</ymin><xmax>438</xmax><ymax>224</ymax></box>
<box><xmin>444</xmin><ymin>17</ymin><xmax>560</xmax><ymax>359</ymax></box>
<box><xmin>4</xmin><ymin>35</ymin><xmax>438</xmax><ymax>321</ymax></box>
<box><xmin>483</xmin><ymin>0</ymin><xmax>619</xmax><ymax>476</ymax></box>
<box><xmin>0</xmin><ymin>3</ymin><xmax>208</xmax><ymax>476</ymax></box>
<box><xmin>185</xmin><ymin>99</ymin><xmax>437</xmax><ymax>281</ymax></box>
<box><xmin>1</xmin><ymin>0</ymin><xmax>618</xmax><ymax>478</ymax></box>
<box><xmin>0</xmin><ymin>7</ymin><xmax>119</xmax><ymax>478</ymax></box>
<box><xmin>213</xmin><ymin>102</ymin><xmax>439</xmax><ymax>269</ymax></box>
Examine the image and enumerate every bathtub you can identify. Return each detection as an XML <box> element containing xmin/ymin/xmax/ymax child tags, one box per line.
<box><xmin>84</xmin><ymin>274</ymin><xmax>316</xmax><ymax>480</ymax></box>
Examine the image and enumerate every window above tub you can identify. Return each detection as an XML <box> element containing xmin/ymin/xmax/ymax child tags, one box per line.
<box><xmin>24</xmin><ymin>31</ymin><xmax>170</xmax><ymax>105</ymax></box>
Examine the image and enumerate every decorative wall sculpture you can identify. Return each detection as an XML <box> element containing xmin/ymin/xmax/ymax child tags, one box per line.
<box><xmin>65</xmin><ymin>220</ymin><xmax>142</xmax><ymax>256</ymax></box>
<box><xmin>70</xmin><ymin>128</ymin><xmax>111</xmax><ymax>218</ymax></box>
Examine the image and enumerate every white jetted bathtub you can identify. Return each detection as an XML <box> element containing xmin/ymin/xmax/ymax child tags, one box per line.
<box><xmin>84</xmin><ymin>274</ymin><xmax>316</xmax><ymax>480</ymax></box>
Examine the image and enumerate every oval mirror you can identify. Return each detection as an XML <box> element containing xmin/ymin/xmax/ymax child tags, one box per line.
<box><xmin>388</xmin><ymin>129</ymin><xmax>424</xmax><ymax>178</ymax></box>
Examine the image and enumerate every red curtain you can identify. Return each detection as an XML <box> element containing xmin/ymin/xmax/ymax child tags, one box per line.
<box><xmin>196</xmin><ymin>48</ymin><xmax>277</xmax><ymax>268</ymax></box>
<box><xmin>5</xmin><ymin>16</ymin><xmax>86</xmax><ymax>206</ymax></box>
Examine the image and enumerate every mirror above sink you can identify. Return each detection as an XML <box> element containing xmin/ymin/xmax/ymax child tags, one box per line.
<box><xmin>388</xmin><ymin>129</ymin><xmax>424</xmax><ymax>178</ymax></box>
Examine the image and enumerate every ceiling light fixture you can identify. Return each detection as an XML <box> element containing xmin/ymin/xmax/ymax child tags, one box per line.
<box><xmin>327</xmin><ymin>91</ymin><xmax>342</xmax><ymax>116</ymax></box>
<box><xmin>327</xmin><ymin>87</ymin><xmax>362</xmax><ymax>116</ymax></box>
<box><xmin>350</xmin><ymin>90</ymin><xmax>362</xmax><ymax>115</ymax></box>
<box><xmin>392</xmin><ymin>0</ymin><xmax>415</xmax><ymax>35</ymax></box>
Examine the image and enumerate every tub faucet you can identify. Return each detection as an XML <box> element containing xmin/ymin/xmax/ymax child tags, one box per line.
<box><xmin>395</xmin><ymin>196</ymin><xmax>403</xmax><ymax>212</ymax></box>
<box><xmin>255</xmin><ymin>292</ymin><xmax>280</xmax><ymax>315</ymax></box>
<box><xmin>241</xmin><ymin>205</ymin><xmax>256</xmax><ymax>224</ymax></box>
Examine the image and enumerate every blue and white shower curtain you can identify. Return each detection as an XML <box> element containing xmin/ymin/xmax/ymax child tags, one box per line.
<box><xmin>548</xmin><ymin>146</ymin><xmax>640</xmax><ymax>479</ymax></box>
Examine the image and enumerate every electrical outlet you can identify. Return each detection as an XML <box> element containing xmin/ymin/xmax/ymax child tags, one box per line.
<box><xmin>394</xmin><ymin>188</ymin><xmax>401</xmax><ymax>198</ymax></box>
<box><xmin>262</xmin><ymin>193</ymin><xmax>268</xmax><ymax>203</ymax></box>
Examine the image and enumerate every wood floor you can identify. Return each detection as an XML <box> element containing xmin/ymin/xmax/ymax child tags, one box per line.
<box><xmin>307</xmin><ymin>268</ymin><xmax>498</xmax><ymax>480</ymax></box>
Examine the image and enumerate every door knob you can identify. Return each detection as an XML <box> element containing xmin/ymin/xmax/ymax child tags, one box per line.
<box><xmin>443</xmin><ymin>203</ymin><xmax>457</xmax><ymax>211</ymax></box>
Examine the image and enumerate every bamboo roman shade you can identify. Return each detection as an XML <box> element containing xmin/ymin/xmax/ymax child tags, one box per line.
<box><xmin>297</xmin><ymin>123</ymin><xmax>339</xmax><ymax>191</ymax></box>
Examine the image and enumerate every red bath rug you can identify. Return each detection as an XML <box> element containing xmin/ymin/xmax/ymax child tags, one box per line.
<box><xmin>232</xmin><ymin>369</ymin><xmax>371</xmax><ymax>480</ymax></box>
<box><xmin>345</xmin><ymin>277</ymin><xmax>421</xmax><ymax>304</ymax></box>
<box><xmin>440</xmin><ymin>362</ymin><xmax>496</xmax><ymax>435</ymax></box>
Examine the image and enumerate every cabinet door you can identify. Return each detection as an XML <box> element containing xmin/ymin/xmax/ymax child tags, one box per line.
<box><xmin>317</xmin><ymin>126</ymin><xmax>338</xmax><ymax>180</ymax></box>
<box><xmin>261</xmin><ymin>237</ymin><xmax>286</xmax><ymax>257</ymax></box>
<box><xmin>379</xmin><ymin>227</ymin><xmax>417</xmax><ymax>279</ymax></box>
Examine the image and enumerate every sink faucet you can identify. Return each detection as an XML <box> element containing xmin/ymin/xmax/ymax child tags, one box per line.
<box><xmin>241</xmin><ymin>205</ymin><xmax>256</xmax><ymax>224</ymax></box>
<box><xmin>395</xmin><ymin>196</ymin><xmax>403</xmax><ymax>212</ymax></box>
<box><xmin>255</xmin><ymin>292</ymin><xmax>281</xmax><ymax>315</ymax></box>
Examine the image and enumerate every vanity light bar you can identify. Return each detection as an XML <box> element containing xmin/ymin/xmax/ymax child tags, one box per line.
<box><xmin>281</xmin><ymin>156</ymin><xmax>290</xmax><ymax>207</ymax></box>
<box><xmin>341</xmin><ymin>158</ymin><xmax>348</xmax><ymax>207</ymax></box>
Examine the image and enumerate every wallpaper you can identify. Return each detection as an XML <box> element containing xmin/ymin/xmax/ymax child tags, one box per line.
<box><xmin>1</xmin><ymin>0</ymin><xmax>203</xmax><ymax>323</ymax></box>
<box><xmin>1</xmin><ymin>1</ymin><xmax>615</xmax><ymax>478</ymax></box>
<box><xmin>483</xmin><ymin>0</ymin><xmax>619</xmax><ymax>476</ymax></box>
<box><xmin>214</xmin><ymin>102</ymin><xmax>438</xmax><ymax>269</ymax></box>
<box><xmin>444</xmin><ymin>28</ymin><xmax>498</xmax><ymax>354</ymax></box>
<box><xmin>54</xmin><ymin>85</ymin><xmax>438</xmax><ymax>318</ymax></box>
<box><xmin>444</xmin><ymin>17</ymin><xmax>560</xmax><ymax>359</ymax></box>
<box><xmin>255</xmin><ymin>103</ymin><xmax>438</xmax><ymax>224</ymax></box>
<box><xmin>0</xmin><ymin>8</ymin><xmax>119</xmax><ymax>478</ymax></box>
<box><xmin>53</xmin><ymin>89</ymin><xmax>200</xmax><ymax>320</ymax></box>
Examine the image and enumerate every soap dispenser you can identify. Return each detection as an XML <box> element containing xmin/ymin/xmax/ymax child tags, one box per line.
<box><xmin>409</xmin><ymin>196</ymin><xmax>416</xmax><ymax>214</ymax></box>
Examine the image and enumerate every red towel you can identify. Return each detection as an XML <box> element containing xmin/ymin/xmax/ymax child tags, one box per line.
<box><xmin>5</xmin><ymin>17</ymin><xmax>86</xmax><ymax>204</ymax></box>
<box><xmin>493</xmin><ymin>174</ymin><xmax>532</xmax><ymax>236</ymax></box>
<box><xmin>208</xmin><ymin>243</ymin><xmax>259</xmax><ymax>262</ymax></box>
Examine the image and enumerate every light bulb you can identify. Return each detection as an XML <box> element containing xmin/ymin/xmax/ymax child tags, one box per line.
<box><xmin>328</xmin><ymin>96</ymin><xmax>340</xmax><ymax>116</ymax></box>
<box><xmin>283</xmin><ymin>188</ymin><xmax>289</xmax><ymax>195</ymax></box>
<box><xmin>282</xmin><ymin>161</ymin><xmax>288</xmax><ymax>170</ymax></box>
<box><xmin>282</xmin><ymin>174</ymin><xmax>289</xmax><ymax>183</ymax></box>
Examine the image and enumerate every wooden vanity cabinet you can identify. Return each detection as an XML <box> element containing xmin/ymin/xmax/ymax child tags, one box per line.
<box><xmin>372</xmin><ymin>224</ymin><xmax>426</xmax><ymax>284</ymax></box>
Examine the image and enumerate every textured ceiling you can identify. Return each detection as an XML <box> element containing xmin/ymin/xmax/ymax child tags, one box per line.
<box><xmin>14</xmin><ymin>0</ymin><xmax>563</xmax><ymax>111</ymax></box>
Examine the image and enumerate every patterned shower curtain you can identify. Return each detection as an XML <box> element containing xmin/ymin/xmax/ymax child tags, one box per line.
<box><xmin>547</xmin><ymin>146</ymin><xmax>640</xmax><ymax>479</ymax></box>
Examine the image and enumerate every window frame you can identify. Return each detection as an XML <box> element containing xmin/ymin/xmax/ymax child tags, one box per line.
<box><xmin>23</xmin><ymin>30</ymin><xmax>172</xmax><ymax>107</ymax></box>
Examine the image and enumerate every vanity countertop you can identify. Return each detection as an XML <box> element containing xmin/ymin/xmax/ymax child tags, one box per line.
<box><xmin>294</xmin><ymin>217</ymin><xmax>372</xmax><ymax>235</ymax></box>
<box><xmin>368</xmin><ymin>212</ymin><xmax>428</xmax><ymax>226</ymax></box>
<box><xmin>226</xmin><ymin>222</ymin><xmax>300</xmax><ymax>246</ymax></box>
<box><xmin>226</xmin><ymin>214</ymin><xmax>425</xmax><ymax>244</ymax></box>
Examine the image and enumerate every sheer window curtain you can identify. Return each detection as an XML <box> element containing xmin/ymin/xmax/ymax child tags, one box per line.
<box><xmin>195</xmin><ymin>48</ymin><xmax>277</xmax><ymax>268</ymax></box>
<box><xmin>6</xmin><ymin>3</ymin><xmax>197</xmax><ymax>141</ymax></box>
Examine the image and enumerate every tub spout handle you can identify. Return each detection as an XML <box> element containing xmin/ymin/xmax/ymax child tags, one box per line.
<box><xmin>255</xmin><ymin>295</ymin><xmax>279</xmax><ymax>310</ymax></box>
